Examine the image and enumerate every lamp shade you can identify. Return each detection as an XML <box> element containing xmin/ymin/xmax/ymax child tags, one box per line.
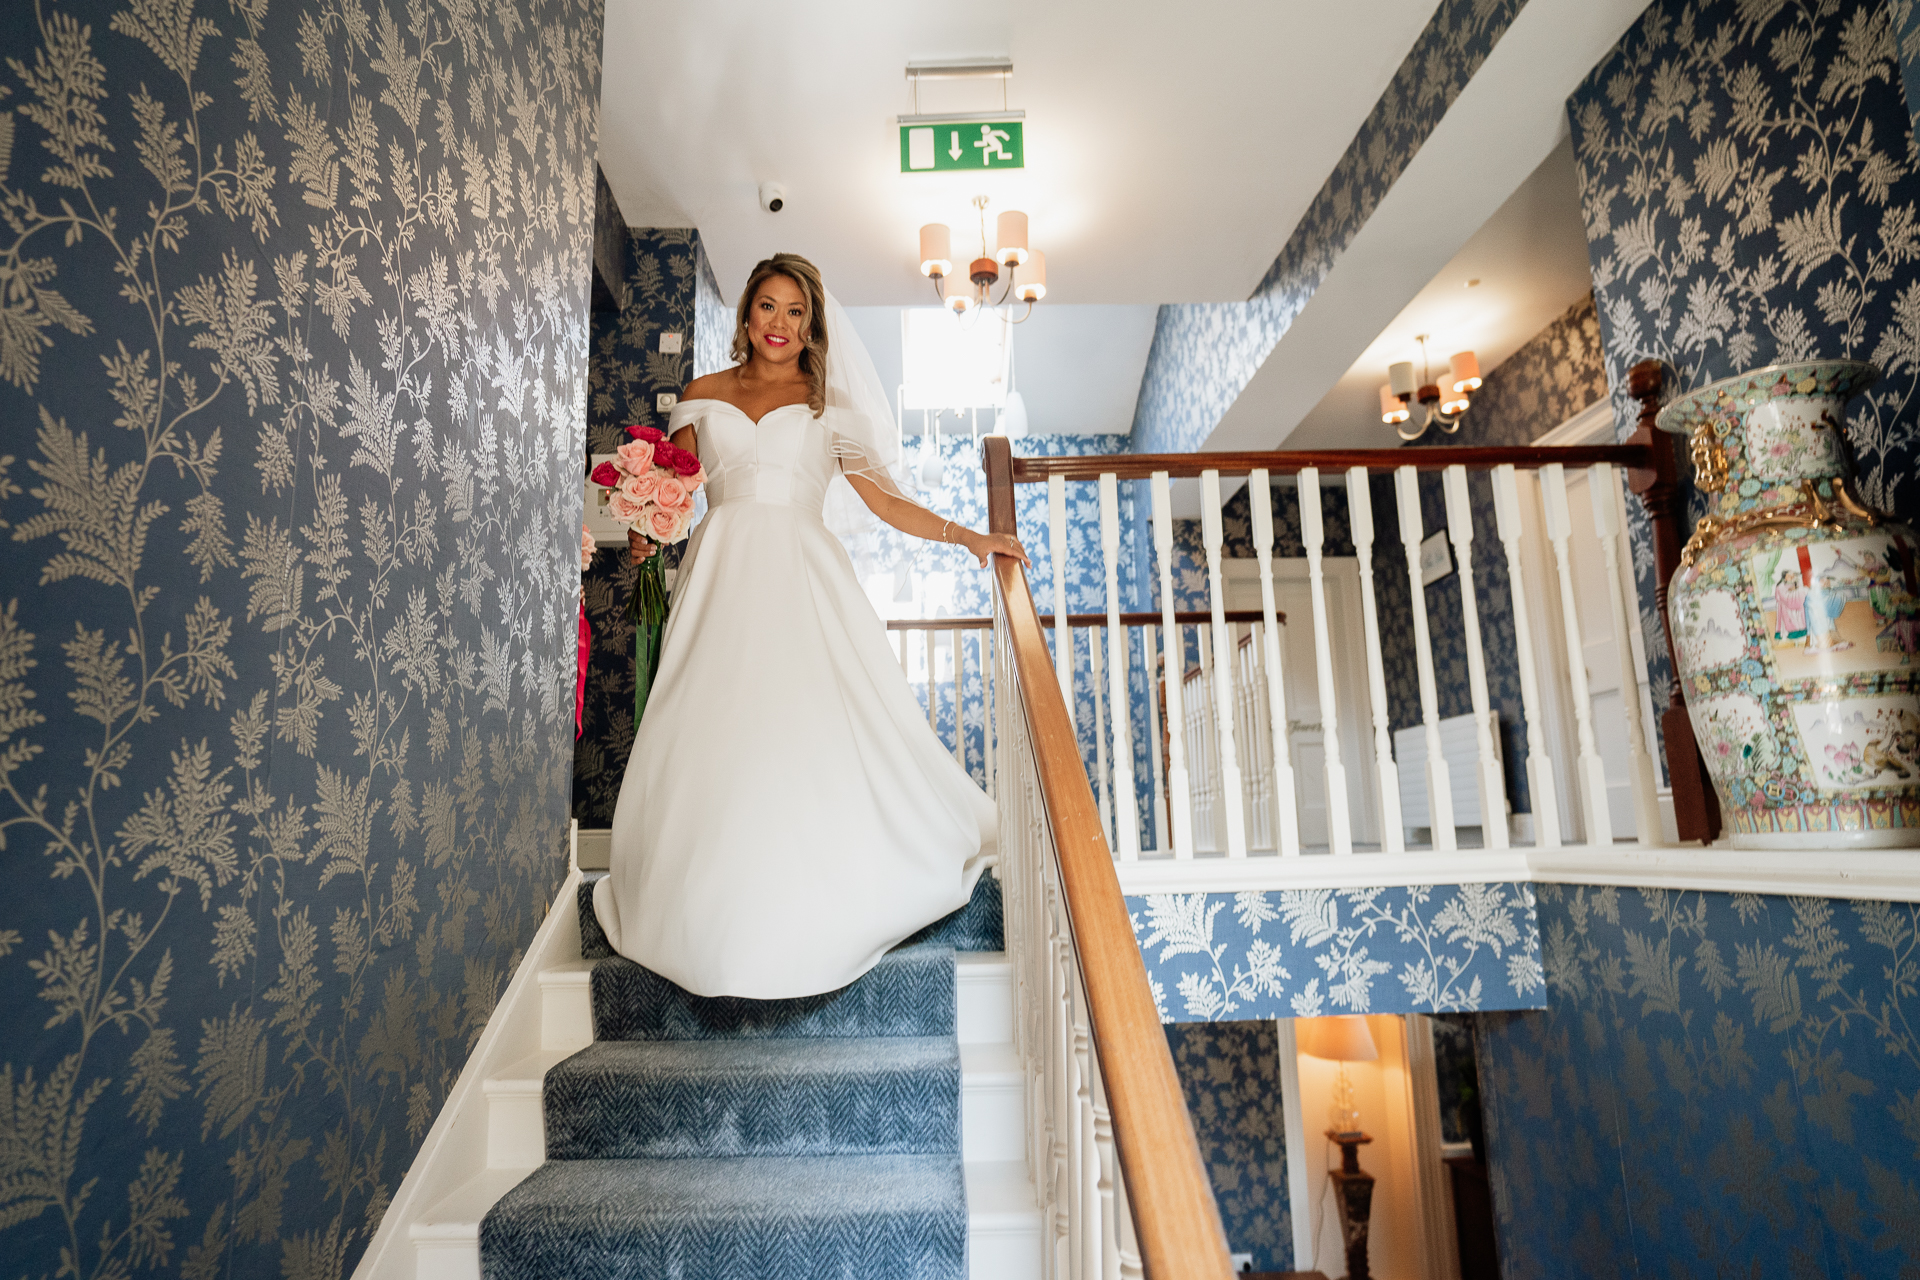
<box><xmin>1297</xmin><ymin>1015</ymin><xmax>1378</xmax><ymax>1063</ymax></box>
<box><xmin>999</xmin><ymin>390</ymin><xmax>1028</xmax><ymax>438</ymax></box>
<box><xmin>1441</xmin><ymin>383</ymin><xmax>1471</xmax><ymax>415</ymax></box>
<box><xmin>1450</xmin><ymin>351</ymin><xmax>1482</xmax><ymax>392</ymax></box>
<box><xmin>1379</xmin><ymin>383</ymin><xmax>1409</xmax><ymax>424</ymax></box>
<box><xmin>919</xmin><ymin>223</ymin><xmax>952</xmax><ymax>278</ymax></box>
<box><xmin>1387</xmin><ymin>360</ymin><xmax>1416</xmax><ymax>397</ymax></box>
<box><xmin>995</xmin><ymin>210</ymin><xmax>1029</xmax><ymax>266</ymax></box>
<box><xmin>1016</xmin><ymin>250</ymin><xmax>1046</xmax><ymax>301</ymax></box>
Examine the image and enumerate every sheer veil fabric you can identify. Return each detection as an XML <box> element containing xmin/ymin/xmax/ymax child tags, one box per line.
<box><xmin>591</xmin><ymin>289</ymin><xmax>995</xmax><ymax>1000</ymax></box>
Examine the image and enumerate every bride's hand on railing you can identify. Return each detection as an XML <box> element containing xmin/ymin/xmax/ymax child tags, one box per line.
<box><xmin>628</xmin><ymin>528</ymin><xmax>658</xmax><ymax>564</ymax></box>
<box><xmin>962</xmin><ymin>530</ymin><xmax>1029</xmax><ymax>568</ymax></box>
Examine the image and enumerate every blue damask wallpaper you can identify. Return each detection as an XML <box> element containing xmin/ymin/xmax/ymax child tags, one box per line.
<box><xmin>0</xmin><ymin>1</ymin><xmax>602</xmax><ymax>1276</ymax></box>
<box><xmin>1165</xmin><ymin>1020</ymin><xmax>1293</xmax><ymax>1272</ymax></box>
<box><xmin>1452</xmin><ymin>294</ymin><xmax>1610</xmax><ymax>450</ymax></box>
<box><xmin>1129</xmin><ymin>885</ymin><xmax>1546</xmax><ymax>1021</ymax></box>
<box><xmin>1130</xmin><ymin>0</ymin><xmax>1527</xmax><ymax>455</ymax></box>
<box><xmin>574</xmin><ymin>228</ymin><xmax>710</xmax><ymax>825</ymax></box>
<box><xmin>1572</xmin><ymin>0</ymin><xmax>1920</xmax><ymax>756</ymax></box>
<box><xmin>1476</xmin><ymin>884</ymin><xmax>1920</xmax><ymax>1277</ymax></box>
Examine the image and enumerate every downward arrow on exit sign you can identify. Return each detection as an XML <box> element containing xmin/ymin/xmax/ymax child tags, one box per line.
<box><xmin>900</xmin><ymin>119</ymin><xmax>1025</xmax><ymax>172</ymax></box>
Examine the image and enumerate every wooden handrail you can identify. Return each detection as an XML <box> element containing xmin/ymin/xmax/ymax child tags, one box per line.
<box><xmin>983</xmin><ymin>435</ymin><xmax>1234</xmax><ymax>1279</ymax></box>
<box><xmin>1008</xmin><ymin>441</ymin><xmax>1651</xmax><ymax>482</ymax></box>
<box><xmin>887</xmin><ymin>609</ymin><xmax>1277</xmax><ymax>632</ymax></box>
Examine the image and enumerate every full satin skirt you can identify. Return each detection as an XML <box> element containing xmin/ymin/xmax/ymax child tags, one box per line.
<box><xmin>594</xmin><ymin>502</ymin><xmax>993</xmax><ymax>999</ymax></box>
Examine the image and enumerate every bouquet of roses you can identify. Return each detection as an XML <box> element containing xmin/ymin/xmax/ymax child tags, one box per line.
<box><xmin>588</xmin><ymin>424</ymin><xmax>707</xmax><ymax>725</ymax></box>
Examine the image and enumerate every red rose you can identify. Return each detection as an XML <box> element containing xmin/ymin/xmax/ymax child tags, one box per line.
<box><xmin>667</xmin><ymin>446</ymin><xmax>702</xmax><ymax>477</ymax></box>
<box><xmin>589</xmin><ymin>461</ymin><xmax>621</xmax><ymax>487</ymax></box>
<box><xmin>628</xmin><ymin>425</ymin><xmax>666</xmax><ymax>442</ymax></box>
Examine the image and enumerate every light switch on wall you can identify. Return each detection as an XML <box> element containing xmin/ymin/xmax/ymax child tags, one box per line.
<box><xmin>1229</xmin><ymin>1254</ymin><xmax>1253</xmax><ymax>1272</ymax></box>
<box><xmin>656</xmin><ymin>392</ymin><xmax>677</xmax><ymax>413</ymax></box>
<box><xmin>659</xmin><ymin>332</ymin><xmax>682</xmax><ymax>354</ymax></box>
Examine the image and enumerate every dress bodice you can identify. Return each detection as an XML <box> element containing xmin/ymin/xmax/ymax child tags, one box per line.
<box><xmin>670</xmin><ymin>400</ymin><xmax>836</xmax><ymax>519</ymax></box>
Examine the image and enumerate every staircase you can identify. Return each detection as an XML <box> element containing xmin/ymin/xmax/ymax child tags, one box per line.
<box><xmin>392</xmin><ymin>869</ymin><xmax>1039</xmax><ymax>1280</ymax></box>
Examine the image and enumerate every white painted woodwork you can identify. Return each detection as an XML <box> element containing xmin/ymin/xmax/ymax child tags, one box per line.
<box><xmin>1090</xmin><ymin>623</ymin><xmax>1113</xmax><ymax>838</ymax></box>
<box><xmin>1404</xmin><ymin>1016</ymin><xmax>1464</xmax><ymax>1280</ymax></box>
<box><xmin>1100</xmin><ymin>474</ymin><xmax>1143</xmax><ymax>859</ymax></box>
<box><xmin>1149</xmin><ymin>473</ymin><xmax>1196</xmax><ymax>859</ymax></box>
<box><xmin>1394</xmin><ymin>467</ymin><xmax>1457</xmax><ymax>852</ymax></box>
<box><xmin>926</xmin><ymin>629</ymin><xmax>938</xmax><ymax>733</ymax></box>
<box><xmin>1395</xmin><ymin>713</ymin><xmax>1504</xmax><ymax>839</ymax></box>
<box><xmin>1345</xmin><ymin>467</ymin><xmax>1404</xmax><ymax>854</ymax></box>
<box><xmin>1249</xmin><ymin>470</ymin><xmax>1303</xmax><ymax>856</ymax></box>
<box><xmin>1490</xmin><ymin>465</ymin><xmax>1560</xmax><ymax>849</ymax></box>
<box><xmin>1592</xmin><ymin>462</ymin><xmax>1663</xmax><ymax>845</ymax></box>
<box><xmin>1539</xmin><ymin>463</ymin><xmax>1613</xmax><ymax>846</ymax></box>
<box><xmin>1185</xmin><ymin>628</ymin><xmax>1224</xmax><ymax>853</ymax></box>
<box><xmin>1441</xmin><ymin>465</ymin><xmax>1510</xmax><ymax>850</ymax></box>
<box><xmin>1200</xmin><ymin>472</ymin><xmax>1251</xmax><ymax>856</ymax></box>
<box><xmin>981</xmin><ymin>629</ymin><xmax>996</xmax><ymax>801</ymax></box>
<box><xmin>1299</xmin><ymin>469</ymin><xmax>1352</xmax><ymax>853</ymax></box>
<box><xmin>953</xmin><ymin>629</ymin><xmax>966</xmax><ymax>769</ymax></box>
<box><xmin>1049</xmin><ymin>474</ymin><xmax>1072</xmax><ymax>712</ymax></box>
<box><xmin>1142</xmin><ymin>623</ymin><xmax>1169</xmax><ymax>854</ymax></box>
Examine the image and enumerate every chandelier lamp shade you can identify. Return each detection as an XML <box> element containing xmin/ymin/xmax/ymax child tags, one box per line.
<box><xmin>1380</xmin><ymin>335</ymin><xmax>1480</xmax><ymax>441</ymax></box>
<box><xmin>918</xmin><ymin>196</ymin><xmax>1045</xmax><ymax>320</ymax></box>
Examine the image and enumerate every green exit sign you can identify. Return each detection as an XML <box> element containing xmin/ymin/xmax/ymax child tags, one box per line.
<box><xmin>899</xmin><ymin>120</ymin><xmax>1025</xmax><ymax>172</ymax></box>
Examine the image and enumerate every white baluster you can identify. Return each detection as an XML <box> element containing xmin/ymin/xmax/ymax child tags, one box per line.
<box><xmin>1345</xmin><ymin>468</ymin><xmax>1404</xmax><ymax>853</ymax></box>
<box><xmin>1593</xmin><ymin>462</ymin><xmax>1662</xmax><ymax>844</ymax></box>
<box><xmin>1193</xmin><ymin>625</ymin><xmax>1218</xmax><ymax>852</ymax></box>
<box><xmin>953</xmin><ymin>628</ymin><xmax>965</xmax><ymax>767</ymax></box>
<box><xmin>1150</xmin><ymin>473</ymin><xmax>1195</xmax><ymax>859</ymax></box>
<box><xmin>1540</xmin><ymin>463</ymin><xmax>1612</xmax><ymax>846</ymax></box>
<box><xmin>1299</xmin><ymin>469</ymin><xmax>1352</xmax><ymax>855</ymax></box>
<box><xmin>1249</xmin><ymin>470</ymin><xmax>1302</xmax><ymax>856</ymax></box>
<box><xmin>1442</xmin><ymin>465</ymin><xmax>1510</xmax><ymax>850</ymax></box>
<box><xmin>1099</xmin><ymin>474</ymin><xmax>1142</xmax><ymax>860</ymax></box>
<box><xmin>1074</xmin><ymin>977</ymin><xmax>1098</xmax><ymax>1279</ymax></box>
<box><xmin>1395</xmin><ymin>467</ymin><xmax>1457</xmax><ymax>851</ymax></box>
<box><xmin>1092</xmin><ymin>1064</ymin><xmax>1120</xmax><ymax>1280</ymax></box>
<box><xmin>1049</xmin><ymin>474</ymin><xmax>1073</xmax><ymax>712</ymax></box>
<box><xmin>898</xmin><ymin>628</ymin><xmax>910</xmax><ymax>679</ymax></box>
<box><xmin>1200</xmin><ymin>471</ymin><xmax>1250</xmax><ymax>857</ymax></box>
<box><xmin>1143</xmin><ymin>624</ymin><xmax>1169</xmax><ymax>855</ymax></box>
<box><xmin>1114</xmin><ymin>1158</ymin><xmax>1144</xmax><ymax>1280</ymax></box>
<box><xmin>1491</xmin><ymin>465</ymin><xmax>1560</xmax><ymax>848</ymax></box>
<box><xmin>926</xmin><ymin>629</ymin><xmax>938</xmax><ymax>735</ymax></box>
<box><xmin>981</xmin><ymin>629</ymin><xmax>996</xmax><ymax>800</ymax></box>
<box><xmin>1091</xmin><ymin>624</ymin><xmax>1113</xmax><ymax>840</ymax></box>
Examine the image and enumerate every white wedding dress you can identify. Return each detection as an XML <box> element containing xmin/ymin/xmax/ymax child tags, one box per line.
<box><xmin>592</xmin><ymin>398</ymin><xmax>994</xmax><ymax>999</ymax></box>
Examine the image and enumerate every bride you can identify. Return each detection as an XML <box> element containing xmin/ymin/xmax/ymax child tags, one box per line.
<box><xmin>592</xmin><ymin>252</ymin><xmax>1028</xmax><ymax>1000</ymax></box>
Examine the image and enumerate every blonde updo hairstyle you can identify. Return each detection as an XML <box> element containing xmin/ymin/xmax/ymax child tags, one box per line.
<box><xmin>731</xmin><ymin>253</ymin><xmax>828</xmax><ymax>417</ymax></box>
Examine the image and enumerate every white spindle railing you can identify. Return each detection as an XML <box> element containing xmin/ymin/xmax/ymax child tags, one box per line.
<box><xmin>1441</xmin><ymin>465</ymin><xmax>1509</xmax><ymax>849</ymax></box>
<box><xmin>1541</xmin><ymin>462</ymin><xmax>1613</xmax><ymax>845</ymax></box>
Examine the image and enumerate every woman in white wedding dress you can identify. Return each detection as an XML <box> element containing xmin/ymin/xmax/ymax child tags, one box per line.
<box><xmin>592</xmin><ymin>253</ymin><xmax>1027</xmax><ymax>1000</ymax></box>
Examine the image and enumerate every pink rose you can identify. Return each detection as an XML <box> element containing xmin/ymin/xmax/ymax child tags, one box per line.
<box><xmin>647</xmin><ymin>507</ymin><xmax>682</xmax><ymax>541</ymax></box>
<box><xmin>621</xmin><ymin>471</ymin><xmax>661</xmax><ymax>505</ymax></box>
<box><xmin>628</xmin><ymin>425</ymin><xmax>666</xmax><ymax>443</ymax></box>
<box><xmin>580</xmin><ymin>524</ymin><xmax>595</xmax><ymax>570</ymax></box>
<box><xmin>616</xmin><ymin>440</ymin><xmax>655</xmax><ymax>472</ymax></box>
<box><xmin>655</xmin><ymin>476</ymin><xmax>688</xmax><ymax>510</ymax></box>
<box><xmin>589</xmin><ymin>460</ymin><xmax>621</xmax><ymax>487</ymax></box>
<box><xmin>608</xmin><ymin>492</ymin><xmax>645</xmax><ymax>523</ymax></box>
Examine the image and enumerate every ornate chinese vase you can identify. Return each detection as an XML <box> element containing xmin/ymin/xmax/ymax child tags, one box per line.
<box><xmin>1657</xmin><ymin>360</ymin><xmax>1920</xmax><ymax>849</ymax></box>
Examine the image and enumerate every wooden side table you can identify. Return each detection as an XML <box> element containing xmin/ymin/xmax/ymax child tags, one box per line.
<box><xmin>1326</xmin><ymin>1130</ymin><xmax>1375</xmax><ymax>1280</ymax></box>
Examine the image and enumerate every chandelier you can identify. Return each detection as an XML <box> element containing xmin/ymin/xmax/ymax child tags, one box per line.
<box><xmin>1380</xmin><ymin>334</ymin><xmax>1480</xmax><ymax>441</ymax></box>
<box><xmin>918</xmin><ymin>196</ymin><xmax>1046</xmax><ymax>321</ymax></box>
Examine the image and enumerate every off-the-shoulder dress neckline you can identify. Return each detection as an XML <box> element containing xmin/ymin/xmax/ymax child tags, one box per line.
<box><xmin>676</xmin><ymin>397</ymin><xmax>816</xmax><ymax>428</ymax></box>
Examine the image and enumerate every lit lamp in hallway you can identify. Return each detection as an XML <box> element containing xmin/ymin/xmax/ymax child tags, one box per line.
<box><xmin>917</xmin><ymin>197</ymin><xmax>1046</xmax><ymax>319</ymax></box>
<box><xmin>1299</xmin><ymin>1015</ymin><xmax>1380</xmax><ymax>1280</ymax></box>
<box><xmin>1381</xmin><ymin>335</ymin><xmax>1479</xmax><ymax>441</ymax></box>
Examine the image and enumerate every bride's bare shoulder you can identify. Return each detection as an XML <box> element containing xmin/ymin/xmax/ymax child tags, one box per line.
<box><xmin>682</xmin><ymin>370</ymin><xmax>737</xmax><ymax>402</ymax></box>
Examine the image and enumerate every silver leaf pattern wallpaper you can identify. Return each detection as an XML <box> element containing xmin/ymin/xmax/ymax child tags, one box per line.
<box><xmin>0</xmin><ymin>0</ymin><xmax>602</xmax><ymax>1275</ymax></box>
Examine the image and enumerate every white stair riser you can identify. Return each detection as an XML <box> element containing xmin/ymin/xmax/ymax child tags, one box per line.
<box><xmin>956</xmin><ymin>961</ymin><xmax>1013</xmax><ymax>1044</ymax></box>
<box><xmin>539</xmin><ymin>972</ymin><xmax>592</xmax><ymax>1053</ymax></box>
<box><xmin>413</xmin><ymin>1242</ymin><xmax>480</xmax><ymax>1280</ymax></box>
<box><xmin>484</xmin><ymin>1087</ymin><xmax>545</xmax><ymax>1168</ymax></box>
<box><xmin>972</xmin><ymin>1225</ymin><xmax>1045</xmax><ymax>1280</ymax></box>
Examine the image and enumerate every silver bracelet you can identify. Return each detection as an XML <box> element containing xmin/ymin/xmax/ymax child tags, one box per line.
<box><xmin>941</xmin><ymin>519</ymin><xmax>953</xmax><ymax>543</ymax></box>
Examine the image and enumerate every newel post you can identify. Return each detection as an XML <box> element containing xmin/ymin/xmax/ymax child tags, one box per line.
<box><xmin>1624</xmin><ymin>360</ymin><xmax>1723</xmax><ymax>844</ymax></box>
<box><xmin>983</xmin><ymin>434</ymin><xmax>1016</xmax><ymax>538</ymax></box>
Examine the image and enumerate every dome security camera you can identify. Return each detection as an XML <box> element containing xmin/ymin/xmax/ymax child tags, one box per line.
<box><xmin>759</xmin><ymin>182</ymin><xmax>785</xmax><ymax>213</ymax></box>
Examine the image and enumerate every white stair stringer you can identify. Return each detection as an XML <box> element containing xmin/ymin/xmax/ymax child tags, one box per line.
<box><xmin>353</xmin><ymin>854</ymin><xmax>1042</xmax><ymax>1280</ymax></box>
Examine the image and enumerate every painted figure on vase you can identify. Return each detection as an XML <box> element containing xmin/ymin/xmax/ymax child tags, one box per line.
<box><xmin>1772</xmin><ymin>569</ymin><xmax>1807</xmax><ymax>643</ymax></box>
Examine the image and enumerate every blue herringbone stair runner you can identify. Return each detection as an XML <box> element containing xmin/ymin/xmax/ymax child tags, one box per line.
<box><xmin>479</xmin><ymin>873</ymin><xmax>1002</xmax><ymax>1280</ymax></box>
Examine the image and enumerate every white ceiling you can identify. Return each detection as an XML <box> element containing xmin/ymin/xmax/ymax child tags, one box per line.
<box><xmin>846</xmin><ymin>304</ymin><xmax>1160</xmax><ymax>436</ymax></box>
<box><xmin>1282</xmin><ymin>133</ymin><xmax>1593</xmax><ymax>448</ymax></box>
<box><xmin>598</xmin><ymin>0</ymin><xmax>1444</xmax><ymax>306</ymax></box>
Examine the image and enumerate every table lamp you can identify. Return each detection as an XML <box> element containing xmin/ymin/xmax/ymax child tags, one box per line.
<box><xmin>1298</xmin><ymin>1016</ymin><xmax>1380</xmax><ymax>1280</ymax></box>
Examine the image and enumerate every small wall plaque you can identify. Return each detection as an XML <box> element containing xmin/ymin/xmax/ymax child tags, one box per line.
<box><xmin>1419</xmin><ymin>530</ymin><xmax>1454</xmax><ymax>586</ymax></box>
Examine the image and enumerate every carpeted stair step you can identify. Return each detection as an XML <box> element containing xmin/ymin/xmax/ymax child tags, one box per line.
<box><xmin>543</xmin><ymin>1037</ymin><xmax>959</xmax><ymax>1160</ymax></box>
<box><xmin>591</xmin><ymin>943</ymin><xmax>957</xmax><ymax>1042</ymax></box>
<box><xmin>576</xmin><ymin>869</ymin><xmax>1004</xmax><ymax>962</ymax></box>
<box><xmin>479</xmin><ymin>1152</ymin><xmax>966</xmax><ymax>1280</ymax></box>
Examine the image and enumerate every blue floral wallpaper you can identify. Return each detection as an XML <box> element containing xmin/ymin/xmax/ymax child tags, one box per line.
<box><xmin>1572</xmin><ymin>0</ymin><xmax>1920</xmax><ymax>773</ymax></box>
<box><xmin>1129</xmin><ymin>885</ymin><xmax>1546</xmax><ymax>1021</ymax></box>
<box><xmin>0</xmin><ymin>1</ymin><xmax>602</xmax><ymax>1277</ymax></box>
<box><xmin>1452</xmin><ymin>293</ymin><xmax>1610</xmax><ymax>449</ymax></box>
<box><xmin>1476</xmin><ymin>884</ymin><xmax>1920</xmax><ymax>1278</ymax></box>
<box><xmin>1165</xmin><ymin>1020</ymin><xmax>1293</xmax><ymax>1272</ymax></box>
<box><xmin>1130</xmin><ymin>0</ymin><xmax>1527</xmax><ymax>455</ymax></box>
<box><xmin>574</xmin><ymin>227</ymin><xmax>709</xmax><ymax>825</ymax></box>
